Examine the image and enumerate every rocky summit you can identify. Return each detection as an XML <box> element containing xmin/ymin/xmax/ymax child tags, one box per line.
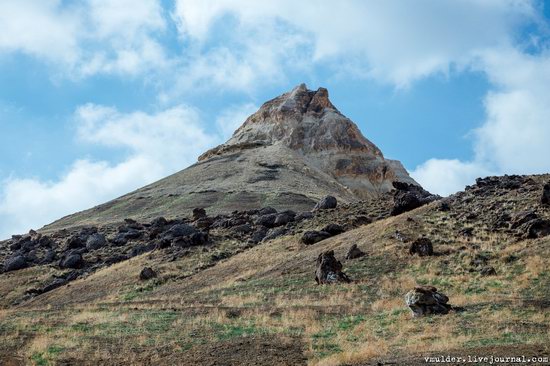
<box><xmin>43</xmin><ymin>84</ymin><xmax>419</xmax><ymax>231</ymax></box>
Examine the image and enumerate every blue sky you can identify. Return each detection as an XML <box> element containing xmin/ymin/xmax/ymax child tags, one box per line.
<box><xmin>1</xmin><ymin>0</ymin><xmax>550</xmax><ymax>238</ymax></box>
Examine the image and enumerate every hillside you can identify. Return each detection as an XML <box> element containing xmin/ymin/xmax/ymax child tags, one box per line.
<box><xmin>42</xmin><ymin>84</ymin><xmax>418</xmax><ymax>232</ymax></box>
<box><xmin>1</xmin><ymin>174</ymin><xmax>549</xmax><ymax>365</ymax></box>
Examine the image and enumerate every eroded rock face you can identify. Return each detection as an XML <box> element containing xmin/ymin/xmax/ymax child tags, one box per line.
<box><xmin>405</xmin><ymin>286</ymin><xmax>452</xmax><ymax>317</ymax></box>
<box><xmin>199</xmin><ymin>84</ymin><xmax>419</xmax><ymax>199</ymax></box>
<box><xmin>315</xmin><ymin>250</ymin><xmax>351</xmax><ymax>284</ymax></box>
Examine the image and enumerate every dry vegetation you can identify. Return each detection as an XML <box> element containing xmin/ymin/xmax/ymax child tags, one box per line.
<box><xmin>2</xmin><ymin>177</ymin><xmax>550</xmax><ymax>365</ymax></box>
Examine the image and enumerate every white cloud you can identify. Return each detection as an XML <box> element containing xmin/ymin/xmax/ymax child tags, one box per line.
<box><xmin>172</xmin><ymin>0</ymin><xmax>536</xmax><ymax>87</ymax></box>
<box><xmin>0</xmin><ymin>104</ymin><xmax>219</xmax><ymax>239</ymax></box>
<box><xmin>412</xmin><ymin>48</ymin><xmax>550</xmax><ymax>195</ymax></box>
<box><xmin>0</xmin><ymin>0</ymin><xmax>168</xmax><ymax>77</ymax></box>
<box><xmin>411</xmin><ymin>159</ymin><xmax>493</xmax><ymax>197</ymax></box>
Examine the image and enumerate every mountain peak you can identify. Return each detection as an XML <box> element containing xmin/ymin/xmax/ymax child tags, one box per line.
<box><xmin>197</xmin><ymin>84</ymin><xmax>419</xmax><ymax>199</ymax></box>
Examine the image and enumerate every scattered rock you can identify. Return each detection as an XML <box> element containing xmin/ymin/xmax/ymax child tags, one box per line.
<box><xmin>165</xmin><ymin>224</ymin><xmax>197</xmax><ymax>239</ymax></box>
<box><xmin>321</xmin><ymin>224</ymin><xmax>345</xmax><ymax>236</ymax></box>
<box><xmin>313</xmin><ymin>195</ymin><xmax>337</xmax><ymax>210</ymax></box>
<box><xmin>315</xmin><ymin>250</ymin><xmax>350</xmax><ymax>284</ymax></box>
<box><xmin>86</xmin><ymin>233</ymin><xmax>107</xmax><ymax>250</ymax></box>
<box><xmin>190</xmin><ymin>232</ymin><xmax>209</xmax><ymax>246</ymax></box>
<box><xmin>295</xmin><ymin>211</ymin><xmax>313</xmax><ymax>221</ymax></box>
<box><xmin>60</xmin><ymin>253</ymin><xmax>84</xmax><ymax>269</ymax></box>
<box><xmin>3</xmin><ymin>255</ymin><xmax>27</xmax><ymax>272</ymax></box>
<box><xmin>301</xmin><ymin>230</ymin><xmax>331</xmax><ymax>245</ymax></box>
<box><xmin>262</xmin><ymin>227</ymin><xmax>287</xmax><ymax>242</ymax></box>
<box><xmin>193</xmin><ymin>207</ymin><xmax>207</xmax><ymax>220</ymax></box>
<box><xmin>405</xmin><ymin>286</ymin><xmax>452</xmax><ymax>317</ymax></box>
<box><xmin>480</xmin><ymin>266</ymin><xmax>497</xmax><ymax>276</ymax></box>
<box><xmin>345</xmin><ymin>244</ymin><xmax>365</xmax><ymax>260</ymax></box>
<box><xmin>409</xmin><ymin>237</ymin><xmax>434</xmax><ymax>256</ymax></box>
<box><xmin>139</xmin><ymin>267</ymin><xmax>157</xmax><ymax>280</ymax></box>
<box><xmin>254</xmin><ymin>213</ymin><xmax>277</xmax><ymax>228</ymax></box>
<box><xmin>391</xmin><ymin>182</ymin><xmax>438</xmax><ymax>216</ymax></box>
<box><xmin>258</xmin><ymin>207</ymin><xmax>277</xmax><ymax>215</ymax></box>
<box><xmin>249</xmin><ymin>227</ymin><xmax>268</xmax><ymax>244</ymax></box>
<box><xmin>542</xmin><ymin>182</ymin><xmax>550</xmax><ymax>206</ymax></box>
<box><xmin>274</xmin><ymin>211</ymin><xmax>295</xmax><ymax>226</ymax></box>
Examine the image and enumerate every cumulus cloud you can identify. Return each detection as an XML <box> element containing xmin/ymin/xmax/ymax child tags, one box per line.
<box><xmin>412</xmin><ymin>48</ymin><xmax>550</xmax><ymax>196</ymax></box>
<box><xmin>172</xmin><ymin>0</ymin><xmax>536</xmax><ymax>87</ymax></box>
<box><xmin>0</xmin><ymin>105</ymin><xmax>219</xmax><ymax>239</ymax></box>
<box><xmin>0</xmin><ymin>0</ymin><xmax>168</xmax><ymax>77</ymax></box>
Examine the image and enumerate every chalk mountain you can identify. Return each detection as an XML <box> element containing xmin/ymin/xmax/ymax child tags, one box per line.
<box><xmin>45</xmin><ymin>84</ymin><xmax>418</xmax><ymax>231</ymax></box>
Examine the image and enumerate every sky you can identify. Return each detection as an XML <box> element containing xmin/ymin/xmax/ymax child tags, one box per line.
<box><xmin>1</xmin><ymin>0</ymin><xmax>550</xmax><ymax>239</ymax></box>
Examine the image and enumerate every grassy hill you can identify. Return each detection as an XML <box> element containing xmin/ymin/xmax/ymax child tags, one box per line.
<box><xmin>1</xmin><ymin>175</ymin><xmax>550</xmax><ymax>365</ymax></box>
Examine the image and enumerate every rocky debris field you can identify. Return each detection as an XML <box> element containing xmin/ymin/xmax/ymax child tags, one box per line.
<box><xmin>0</xmin><ymin>186</ymin><xmax>434</xmax><ymax>305</ymax></box>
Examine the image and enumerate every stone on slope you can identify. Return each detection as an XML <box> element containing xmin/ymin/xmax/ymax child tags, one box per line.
<box><xmin>315</xmin><ymin>250</ymin><xmax>351</xmax><ymax>284</ymax></box>
<box><xmin>301</xmin><ymin>230</ymin><xmax>332</xmax><ymax>245</ymax></box>
<box><xmin>409</xmin><ymin>237</ymin><xmax>434</xmax><ymax>256</ymax></box>
<box><xmin>3</xmin><ymin>255</ymin><xmax>27</xmax><ymax>272</ymax></box>
<box><xmin>345</xmin><ymin>244</ymin><xmax>365</xmax><ymax>260</ymax></box>
<box><xmin>139</xmin><ymin>267</ymin><xmax>157</xmax><ymax>281</ymax></box>
<box><xmin>404</xmin><ymin>286</ymin><xmax>452</xmax><ymax>317</ymax></box>
<box><xmin>313</xmin><ymin>196</ymin><xmax>337</xmax><ymax>210</ymax></box>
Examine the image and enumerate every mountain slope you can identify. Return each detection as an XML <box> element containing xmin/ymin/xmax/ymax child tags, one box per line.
<box><xmin>43</xmin><ymin>84</ymin><xmax>417</xmax><ymax>231</ymax></box>
<box><xmin>1</xmin><ymin>174</ymin><xmax>549</xmax><ymax>365</ymax></box>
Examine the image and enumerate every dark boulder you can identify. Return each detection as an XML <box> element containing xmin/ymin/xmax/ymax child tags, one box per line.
<box><xmin>315</xmin><ymin>250</ymin><xmax>350</xmax><ymax>284</ymax></box>
<box><xmin>194</xmin><ymin>217</ymin><xmax>215</xmax><ymax>229</ymax></box>
<box><xmin>258</xmin><ymin>206</ymin><xmax>277</xmax><ymax>215</ymax></box>
<box><xmin>193</xmin><ymin>207</ymin><xmax>207</xmax><ymax>220</ymax></box>
<box><xmin>190</xmin><ymin>232</ymin><xmax>209</xmax><ymax>246</ymax></box>
<box><xmin>295</xmin><ymin>211</ymin><xmax>314</xmax><ymax>221</ymax></box>
<box><xmin>405</xmin><ymin>286</ymin><xmax>453</xmax><ymax>317</ymax></box>
<box><xmin>480</xmin><ymin>266</ymin><xmax>497</xmax><ymax>276</ymax></box>
<box><xmin>301</xmin><ymin>230</ymin><xmax>331</xmax><ymax>245</ymax></box>
<box><xmin>66</xmin><ymin>235</ymin><xmax>85</xmax><ymax>249</ymax></box>
<box><xmin>345</xmin><ymin>244</ymin><xmax>365</xmax><ymax>260</ymax></box>
<box><xmin>254</xmin><ymin>213</ymin><xmax>277</xmax><ymax>228</ymax></box>
<box><xmin>165</xmin><ymin>224</ymin><xmax>197</xmax><ymax>239</ymax></box>
<box><xmin>150</xmin><ymin>217</ymin><xmax>168</xmax><ymax>227</ymax></box>
<box><xmin>313</xmin><ymin>196</ymin><xmax>337</xmax><ymax>210</ymax></box>
<box><xmin>130</xmin><ymin>243</ymin><xmax>156</xmax><ymax>257</ymax></box>
<box><xmin>86</xmin><ymin>233</ymin><xmax>107</xmax><ymax>250</ymax></box>
<box><xmin>262</xmin><ymin>227</ymin><xmax>287</xmax><ymax>242</ymax></box>
<box><xmin>249</xmin><ymin>227</ymin><xmax>268</xmax><ymax>244</ymax></box>
<box><xmin>322</xmin><ymin>224</ymin><xmax>345</xmax><ymax>236</ymax></box>
<box><xmin>60</xmin><ymin>253</ymin><xmax>84</xmax><ymax>269</ymax></box>
<box><xmin>232</xmin><ymin>223</ymin><xmax>253</xmax><ymax>234</ymax></box>
<box><xmin>274</xmin><ymin>211</ymin><xmax>295</xmax><ymax>226</ymax></box>
<box><xmin>3</xmin><ymin>255</ymin><xmax>27</xmax><ymax>272</ymax></box>
<box><xmin>391</xmin><ymin>182</ymin><xmax>438</xmax><ymax>216</ymax></box>
<box><xmin>542</xmin><ymin>182</ymin><xmax>550</xmax><ymax>205</ymax></box>
<box><xmin>409</xmin><ymin>237</ymin><xmax>434</xmax><ymax>256</ymax></box>
<box><xmin>139</xmin><ymin>267</ymin><xmax>157</xmax><ymax>280</ymax></box>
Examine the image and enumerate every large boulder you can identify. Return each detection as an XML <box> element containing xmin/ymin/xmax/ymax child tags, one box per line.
<box><xmin>315</xmin><ymin>250</ymin><xmax>351</xmax><ymax>284</ymax></box>
<box><xmin>345</xmin><ymin>244</ymin><xmax>365</xmax><ymax>260</ymax></box>
<box><xmin>409</xmin><ymin>237</ymin><xmax>434</xmax><ymax>256</ymax></box>
<box><xmin>322</xmin><ymin>224</ymin><xmax>345</xmax><ymax>236</ymax></box>
<box><xmin>301</xmin><ymin>230</ymin><xmax>331</xmax><ymax>245</ymax></box>
<box><xmin>404</xmin><ymin>286</ymin><xmax>452</xmax><ymax>317</ymax></box>
<box><xmin>391</xmin><ymin>182</ymin><xmax>438</xmax><ymax>216</ymax></box>
<box><xmin>192</xmin><ymin>207</ymin><xmax>207</xmax><ymax>220</ymax></box>
<box><xmin>313</xmin><ymin>196</ymin><xmax>337</xmax><ymax>210</ymax></box>
<box><xmin>165</xmin><ymin>224</ymin><xmax>197</xmax><ymax>239</ymax></box>
<box><xmin>273</xmin><ymin>211</ymin><xmax>296</xmax><ymax>226</ymax></box>
<box><xmin>60</xmin><ymin>253</ymin><xmax>84</xmax><ymax>269</ymax></box>
<box><xmin>3</xmin><ymin>255</ymin><xmax>27</xmax><ymax>272</ymax></box>
<box><xmin>86</xmin><ymin>233</ymin><xmax>107</xmax><ymax>250</ymax></box>
<box><xmin>542</xmin><ymin>182</ymin><xmax>550</xmax><ymax>205</ymax></box>
<box><xmin>139</xmin><ymin>267</ymin><xmax>157</xmax><ymax>281</ymax></box>
<box><xmin>254</xmin><ymin>213</ymin><xmax>277</xmax><ymax>228</ymax></box>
